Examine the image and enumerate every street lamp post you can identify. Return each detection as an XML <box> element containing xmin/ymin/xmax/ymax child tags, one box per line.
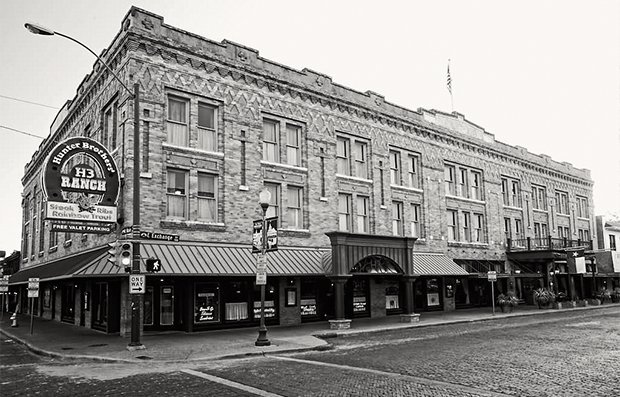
<box><xmin>25</xmin><ymin>23</ymin><xmax>143</xmax><ymax>349</ymax></box>
<box><xmin>256</xmin><ymin>189</ymin><xmax>271</xmax><ymax>347</ymax></box>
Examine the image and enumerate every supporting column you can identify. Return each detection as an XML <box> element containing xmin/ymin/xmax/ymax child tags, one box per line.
<box><xmin>400</xmin><ymin>276</ymin><xmax>420</xmax><ymax>323</ymax></box>
<box><xmin>328</xmin><ymin>277</ymin><xmax>351</xmax><ymax>330</ymax></box>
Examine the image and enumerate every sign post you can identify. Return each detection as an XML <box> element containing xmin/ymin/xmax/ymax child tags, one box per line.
<box><xmin>28</xmin><ymin>278</ymin><xmax>39</xmax><ymax>335</ymax></box>
<box><xmin>487</xmin><ymin>271</ymin><xmax>497</xmax><ymax>315</ymax></box>
<box><xmin>0</xmin><ymin>276</ymin><xmax>8</xmax><ymax>322</ymax></box>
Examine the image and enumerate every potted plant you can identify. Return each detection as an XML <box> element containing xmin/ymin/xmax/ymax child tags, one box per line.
<box><xmin>533</xmin><ymin>288</ymin><xmax>555</xmax><ymax>309</ymax></box>
<box><xmin>496</xmin><ymin>293</ymin><xmax>518</xmax><ymax>313</ymax></box>
<box><xmin>595</xmin><ymin>289</ymin><xmax>612</xmax><ymax>304</ymax></box>
<box><xmin>553</xmin><ymin>291</ymin><xmax>568</xmax><ymax>309</ymax></box>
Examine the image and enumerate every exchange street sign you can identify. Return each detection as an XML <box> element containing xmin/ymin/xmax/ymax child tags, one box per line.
<box><xmin>129</xmin><ymin>275</ymin><xmax>145</xmax><ymax>294</ymax></box>
<box><xmin>139</xmin><ymin>231</ymin><xmax>180</xmax><ymax>242</ymax></box>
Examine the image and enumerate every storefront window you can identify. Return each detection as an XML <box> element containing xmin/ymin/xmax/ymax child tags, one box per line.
<box><xmin>385</xmin><ymin>285</ymin><xmax>400</xmax><ymax>310</ymax></box>
<box><xmin>160</xmin><ymin>286</ymin><xmax>174</xmax><ymax>326</ymax></box>
<box><xmin>253</xmin><ymin>281</ymin><xmax>278</xmax><ymax>320</ymax></box>
<box><xmin>352</xmin><ymin>279</ymin><xmax>369</xmax><ymax>315</ymax></box>
<box><xmin>194</xmin><ymin>283</ymin><xmax>219</xmax><ymax>323</ymax></box>
<box><xmin>301</xmin><ymin>279</ymin><xmax>319</xmax><ymax>317</ymax></box>
<box><xmin>144</xmin><ymin>287</ymin><xmax>154</xmax><ymax>326</ymax></box>
<box><xmin>223</xmin><ymin>281</ymin><xmax>249</xmax><ymax>321</ymax></box>
<box><xmin>426</xmin><ymin>278</ymin><xmax>441</xmax><ymax>307</ymax></box>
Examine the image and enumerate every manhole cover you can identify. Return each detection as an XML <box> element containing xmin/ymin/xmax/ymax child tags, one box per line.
<box><xmin>88</xmin><ymin>343</ymin><xmax>108</xmax><ymax>347</ymax></box>
<box><xmin>136</xmin><ymin>356</ymin><xmax>153</xmax><ymax>360</ymax></box>
<box><xmin>61</xmin><ymin>347</ymin><xmax>74</xmax><ymax>350</ymax></box>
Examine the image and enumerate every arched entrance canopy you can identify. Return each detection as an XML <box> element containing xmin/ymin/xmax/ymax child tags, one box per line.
<box><xmin>350</xmin><ymin>255</ymin><xmax>403</xmax><ymax>274</ymax></box>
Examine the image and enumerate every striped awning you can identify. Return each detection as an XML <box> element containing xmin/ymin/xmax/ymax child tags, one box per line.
<box><xmin>75</xmin><ymin>242</ymin><xmax>329</xmax><ymax>277</ymax></box>
<box><xmin>413</xmin><ymin>252</ymin><xmax>470</xmax><ymax>276</ymax></box>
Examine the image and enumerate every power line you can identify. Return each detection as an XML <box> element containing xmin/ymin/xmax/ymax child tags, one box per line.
<box><xmin>0</xmin><ymin>125</ymin><xmax>46</xmax><ymax>139</ymax></box>
<box><xmin>0</xmin><ymin>94</ymin><xmax>59</xmax><ymax>110</ymax></box>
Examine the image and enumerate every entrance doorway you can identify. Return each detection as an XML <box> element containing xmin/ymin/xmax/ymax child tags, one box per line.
<box><xmin>144</xmin><ymin>284</ymin><xmax>178</xmax><ymax>331</ymax></box>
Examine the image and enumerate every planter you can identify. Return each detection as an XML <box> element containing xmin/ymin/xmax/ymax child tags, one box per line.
<box><xmin>578</xmin><ymin>300</ymin><xmax>589</xmax><ymax>307</ymax></box>
<box><xmin>588</xmin><ymin>299</ymin><xmax>602</xmax><ymax>306</ymax></box>
<box><xmin>499</xmin><ymin>305</ymin><xmax>514</xmax><ymax>313</ymax></box>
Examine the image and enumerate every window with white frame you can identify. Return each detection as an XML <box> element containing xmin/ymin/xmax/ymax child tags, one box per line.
<box><xmin>462</xmin><ymin>212</ymin><xmax>471</xmax><ymax>242</ymax></box>
<box><xmin>610</xmin><ymin>235</ymin><xmax>616</xmax><ymax>251</ymax></box>
<box><xmin>286</xmin><ymin>186</ymin><xmax>303</xmax><ymax>229</ymax></box>
<box><xmin>338</xmin><ymin>194</ymin><xmax>352</xmax><ymax>231</ymax></box>
<box><xmin>336</xmin><ymin>137</ymin><xmax>350</xmax><ymax>175</ymax></box>
<box><xmin>389</xmin><ymin>151</ymin><xmax>401</xmax><ymax>185</ymax></box>
<box><xmin>504</xmin><ymin>218</ymin><xmax>512</xmax><ymax>240</ymax></box>
<box><xmin>49</xmin><ymin>230</ymin><xmax>58</xmax><ymax>248</ymax></box>
<box><xmin>470</xmin><ymin>171</ymin><xmax>482</xmax><ymax>200</ymax></box>
<box><xmin>354</xmin><ymin>141</ymin><xmax>368</xmax><ymax>179</ymax></box>
<box><xmin>103</xmin><ymin>102</ymin><xmax>117</xmax><ymax>149</ymax></box>
<box><xmin>392</xmin><ymin>201</ymin><xmax>404</xmax><ymax>236</ymax></box>
<box><xmin>515</xmin><ymin>219</ymin><xmax>523</xmax><ymax>239</ymax></box>
<box><xmin>501</xmin><ymin>176</ymin><xmax>521</xmax><ymax>207</ymax></box>
<box><xmin>166</xmin><ymin>169</ymin><xmax>187</xmax><ymax>219</ymax></box>
<box><xmin>555</xmin><ymin>190</ymin><xmax>569</xmax><ymax>215</ymax></box>
<box><xmin>578</xmin><ymin>228</ymin><xmax>590</xmax><ymax>242</ymax></box>
<box><xmin>198</xmin><ymin>103</ymin><xmax>217</xmax><ymax>152</ymax></box>
<box><xmin>356</xmin><ymin>196</ymin><xmax>369</xmax><ymax>233</ymax></box>
<box><xmin>286</xmin><ymin>125</ymin><xmax>301</xmax><ymax>166</ymax></box>
<box><xmin>166</xmin><ymin>96</ymin><xmax>189</xmax><ymax>146</ymax></box>
<box><xmin>264</xmin><ymin>183</ymin><xmax>281</xmax><ymax>224</ymax></box>
<box><xmin>262</xmin><ymin>119</ymin><xmax>280</xmax><ymax>163</ymax></box>
<box><xmin>447</xmin><ymin>210</ymin><xmax>458</xmax><ymax>241</ymax></box>
<box><xmin>410</xmin><ymin>203</ymin><xmax>421</xmax><ymax>238</ymax></box>
<box><xmin>459</xmin><ymin>168</ymin><xmax>469</xmax><ymax>198</ymax></box>
<box><xmin>576</xmin><ymin>196</ymin><xmax>588</xmax><ymax>218</ymax></box>
<box><xmin>197</xmin><ymin>173</ymin><xmax>217</xmax><ymax>222</ymax></box>
<box><xmin>532</xmin><ymin>184</ymin><xmax>547</xmax><ymax>210</ymax></box>
<box><xmin>473</xmin><ymin>213</ymin><xmax>484</xmax><ymax>242</ymax></box>
<box><xmin>444</xmin><ymin>164</ymin><xmax>456</xmax><ymax>195</ymax></box>
<box><xmin>558</xmin><ymin>225</ymin><xmax>570</xmax><ymax>239</ymax></box>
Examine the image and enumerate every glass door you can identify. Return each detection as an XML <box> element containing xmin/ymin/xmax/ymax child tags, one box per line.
<box><xmin>92</xmin><ymin>282</ymin><xmax>108</xmax><ymax>331</ymax></box>
<box><xmin>160</xmin><ymin>286</ymin><xmax>174</xmax><ymax>326</ymax></box>
<box><xmin>144</xmin><ymin>286</ymin><xmax>154</xmax><ymax>326</ymax></box>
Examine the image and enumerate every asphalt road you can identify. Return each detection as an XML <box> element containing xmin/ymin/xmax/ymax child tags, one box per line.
<box><xmin>1</xmin><ymin>307</ymin><xmax>619</xmax><ymax>396</ymax></box>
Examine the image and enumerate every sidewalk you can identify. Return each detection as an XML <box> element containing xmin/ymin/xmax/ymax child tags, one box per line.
<box><xmin>1</xmin><ymin>304</ymin><xmax>617</xmax><ymax>364</ymax></box>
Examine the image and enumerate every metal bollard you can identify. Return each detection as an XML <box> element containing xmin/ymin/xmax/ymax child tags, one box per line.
<box><xmin>10</xmin><ymin>313</ymin><xmax>18</xmax><ymax>327</ymax></box>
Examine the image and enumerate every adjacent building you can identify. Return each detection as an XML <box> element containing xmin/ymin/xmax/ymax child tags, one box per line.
<box><xmin>9</xmin><ymin>7</ymin><xmax>614</xmax><ymax>335</ymax></box>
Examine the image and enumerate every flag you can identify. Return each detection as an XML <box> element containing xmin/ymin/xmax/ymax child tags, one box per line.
<box><xmin>446</xmin><ymin>60</ymin><xmax>452</xmax><ymax>95</ymax></box>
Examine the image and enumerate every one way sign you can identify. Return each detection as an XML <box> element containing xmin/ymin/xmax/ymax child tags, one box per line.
<box><xmin>129</xmin><ymin>275</ymin><xmax>145</xmax><ymax>294</ymax></box>
<box><xmin>146</xmin><ymin>258</ymin><xmax>162</xmax><ymax>272</ymax></box>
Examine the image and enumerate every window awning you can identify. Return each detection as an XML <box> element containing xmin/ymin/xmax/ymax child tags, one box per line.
<box><xmin>413</xmin><ymin>252</ymin><xmax>470</xmax><ymax>276</ymax></box>
<box><xmin>75</xmin><ymin>242</ymin><xmax>329</xmax><ymax>277</ymax></box>
<box><xmin>9</xmin><ymin>247</ymin><xmax>108</xmax><ymax>285</ymax></box>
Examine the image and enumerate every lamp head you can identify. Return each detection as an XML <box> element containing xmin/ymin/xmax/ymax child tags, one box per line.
<box><xmin>25</xmin><ymin>23</ymin><xmax>55</xmax><ymax>36</ymax></box>
<box><xmin>259</xmin><ymin>189</ymin><xmax>271</xmax><ymax>210</ymax></box>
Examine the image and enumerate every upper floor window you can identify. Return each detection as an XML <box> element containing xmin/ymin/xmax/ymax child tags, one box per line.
<box><xmin>286</xmin><ymin>186</ymin><xmax>303</xmax><ymax>229</ymax></box>
<box><xmin>49</xmin><ymin>230</ymin><xmax>58</xmax><ymax>248</ymax></box>
<box><xmin>578</xmin><ymin>228</ymin><xmax>590</xmax><ymax>242</ymax></box>
<box><xmin>389</xmin><ymin>151</ymin><xmax>401</xmax><ymax>185</ymax></box>
<box><xmin>576</xmin><ymin>196</ymin><xmax>589</xmax><ymax>218</ymax></box>
<box><xmin>447</xmin><ymin>210</ymin><xmax>458</xmax><ymax>241</ymax></box>
<box><xmin>337</xmin><ymin>135</ymin><xmax>369</xmax><ymax>178</ymax></box>
<box><xmin>558</xmin><ymin>225</ymin><xmax>570</xmax><ymax>239</ymax></box>
<box><xmin>501</xmin><ymin>176</ymin><xmax>521</xmax><ymax>207</ymax></box>
<box><xmin>166</xmin><ymin>169</ymin><xmax>187</xmax><ymax>219</ymax></box>
<box><xmin>103</xmin><ymin>102</ymin><xmax>117</xmax><ymax>150</ymax></box>
<box><xmin>410</xmin><ymin>203</ymin><xmax>421</xmax><ymax>238</ymax></box>
<box><xmin>262</xmin><ymin>120</ymin><xmax>280</xmax><ymax>163</ymax></box>
<box><xmin>198</xmin><ymin>103</ymin><xmax>217</xmax><ymax>152</ymax></box>
<box><xmin>286</xmin><ymin>125</ymin><xmax>301</xmax><ymax>167</ymax></box>
<box><xmin>444</xmin><ymin>165</ymin><xmax>456</xmax><ymax>195</ymax></box>
<box><xmin>167</xmin><ymin>96</ymin><xmax>189</xmax><ymax>146</ymax></box>
<box><xmin>264</xmin><ymin>183</ymin><xmax>281</xmax><ymax>225</ymax></box>
<box><xmin>197</xmin><ymin>173</ymin><xmax>217</xmax><ymax>222</ymax></box>
<box><xmin>391</xmin><ymin>149</ymin><xmax>421</xmax><ymax>189</ymax></box>
<box><xmin>338</xmin><ymin>194</ymin><xmax>352</xmax><ymax>231</ymax></box>
<box><xmin>504</xmin><ymin>217</ymin><xmax>511</xmax><ymax>240</ymax></box>
<box><xmin>610</xmin><ymin>235</ymin><xmax>617</xmax><ymax>251</ymax></box>
<box><xmin>392</xmin><ymin>201</ymin><xmax>404</xmax><ymax>236</ymax></box>
<box><xmin>462</xmin><ymin>212</ymin><xmax>471</xmax><ymax>242</ymax></box>
<box><xmin>356</xmin><ymin>196</ymin><xmax>369</xmax><ymax>233</ymax></box>
<box><xmin>473</xmin><ymin>213</ymin><xmax>484</xmax><ymax>243</ymax></box>
<box><xmin>555</xmin><ymin>190</ymin><xmax>569</xmax><ymax>215</ymax></box>
<box><xmin>532</xmin><ymin>184</ymin><xmax>547</xmax><ymax>211</ymax></box>
<box><xmin>446</xmin><ymin>163</ymin><xmax>483</xmax><ymax>200</ymax></box>
<box><xmin>470</xmin><ymin>171</ymin><xmax>482</xmax><ymax>200</ymax></box>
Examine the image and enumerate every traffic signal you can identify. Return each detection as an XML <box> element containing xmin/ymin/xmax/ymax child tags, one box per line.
<box><xmin>119</xmin><ymin>242</ymin><xmax>133</xmax><ymax>273</ymax></box>
<box><xmin>107</xmin><ymin>241</ymin><xmax>119</xmax><ymax>265</ymax></box>
<box><xmin>146</xmin><ymin>258</ymin><xmax>162</xmax><ymax>273</ymax></box>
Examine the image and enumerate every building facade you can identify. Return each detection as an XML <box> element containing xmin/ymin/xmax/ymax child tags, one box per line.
<box><xmin>9</xmin><ymin>7</ymin><xmax>609</xmax><ymax>335</ymax></box>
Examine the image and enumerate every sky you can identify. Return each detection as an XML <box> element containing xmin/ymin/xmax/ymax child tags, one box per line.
<box><xmin>0</xmin><ymin>0</ymin><xmax>619</xmax><ymax>254</ymax></box>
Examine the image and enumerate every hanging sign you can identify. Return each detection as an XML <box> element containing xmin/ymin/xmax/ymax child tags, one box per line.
<box><xmin>41</xmin><ymin>137</ymin><xmax>120</xmax><ymax>233</ymax></box>
<box><xmin>251</xmin><ymin>217</ymin><xmax>279</xmax><ymax>254</ymax></box>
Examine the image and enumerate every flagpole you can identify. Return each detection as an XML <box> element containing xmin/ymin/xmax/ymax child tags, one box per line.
<box><xmin>447</xmin><ymin>59</ymin><xmax>454</xmax><ymax>112</ymax></box>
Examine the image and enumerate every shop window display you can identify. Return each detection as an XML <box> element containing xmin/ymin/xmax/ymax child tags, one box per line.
<box><xmin>194</xmin><ymin>283</ymin><xmax>219</xmax><ymax>323</ymax></box>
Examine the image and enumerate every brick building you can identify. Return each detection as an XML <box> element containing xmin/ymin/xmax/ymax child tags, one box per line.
<box><xmin>10</xmin><ymin>7</ymin><xmax>610</xmax><ymax>335</ymax></box>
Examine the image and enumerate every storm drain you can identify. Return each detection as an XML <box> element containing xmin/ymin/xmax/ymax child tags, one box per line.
<box><xmin>61</xmin><ymin>347</ymin><xmax>74</xmax><ymax>350</ymax></box>
<box><xmin>87</xmin><ymin>343</ymin><xmax>108</xmax><ymax>347</ymax></box>
<box><xmin>136</xmin><ymin>355</ymin><xmax>153</xmax><ymax>360</ymax></box>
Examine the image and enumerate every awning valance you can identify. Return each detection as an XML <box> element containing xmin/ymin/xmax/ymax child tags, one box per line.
<box><xmin>413</xmin><ymin>252</ymin><xmax>470</xmax><ymax>276</ymax></box>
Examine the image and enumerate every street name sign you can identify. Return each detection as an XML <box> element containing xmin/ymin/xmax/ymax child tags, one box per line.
<box><xmin>487</xmin><ymin>271</ymin><xmax>497</xmax><ymax>282</ymax></box>
<box><xmin>129</xmin><ymin>275</ymin><xmax>145</xmax><ymax>294</ymax></box>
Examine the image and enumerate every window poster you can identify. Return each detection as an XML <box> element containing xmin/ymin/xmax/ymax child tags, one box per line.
<box><xmin>353</xmin><ymin>296</ymin><xmax>367</xmax><ymax>312</ymax></box>
<box><xmin>195</xmin><ymin>283</ymin><xmax>219</xmax><ymax>323</ymax></box>
<box><xmin>300</xmin><ymin>298</ymin><xmax>317</xmax><ymax>316</ymax></box>
<box><xmin>253</xmin><ymin>300</ymin><xmax>276</xmax><ymax>319</ymax></box>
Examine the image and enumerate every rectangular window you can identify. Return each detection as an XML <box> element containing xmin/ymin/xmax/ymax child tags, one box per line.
<box><xmin>447</xmin><ymin>210</ymin><xmax>458</xmax><ymax>241</ymax></box>
<box><xmin>103</xmin><ymin>104</ymin><xmax>117</xmax><ymax>149</ymax></box>
<box><xmin>336</xmin><ymin>137</ymin><xmax>351</xmax><ymax>175</ymax></box>
<box><xmin>264</xmin><ymin>183</ymin><xmax>281</xmax><ymax>224</ymax></box>
<box><xmin>166</xmin><ymin>169</ymin><xmax>187</xmax><ymax>219</ymax></box>
<box><xmin>534</xmin><ymin>222</ymin><xmax>542</xmax><ymax>239</ymax></box>
<box><xmin>462</xmin><ymin>212</ymin><xmax>471</xmax><ymax>242</ymax></box>
<box><xmin>286</xmin><ymin>125</ymin><xmax>301</xmax><ymax>166</ymax></box>
<box><xmin>356</xmin><ymin>196</ymin><xmax>369</xmax><ymax>233</ymax></box>
<box><xmin>286</xmin><ymin>186</ymin><xmax>303</xmax><ymax>229</ymax></box>
<box><xmin>392</xmin><ymin>201</ymin><xmax>404</xmax><ymax>236</ymax></box>
<box><xmin>541</xmin><ymin>223</ymin><xmax>549</xmax><ymax>238</ymax></box>
<box><xmin>504</xmin><ymin>218</ymin><xmax>512</xmax><ymax>240</ymax></box>
<box><xmin>555</xmin><ymin>191</ymin><xmax>569</xmax><ymax>214</ymax></box>
<box><xmin>459</xmin><ymin>169</ymin><xmax>469</xmax><ymax>198</ymax></box>
<box><xmin>444</xmin><ymin>165</ymin><xmax>456</xmax><ymax>195</ymax></box>
<box><xmin>198</xmin><ymin>103</ymin><xmax>217</xmax><ymax>152</ymax></box>
<box><xmin>407</xmin><ymin>155</ymin><xmax>420</xmax><ymax>189</ymax></box>
<box><xmin>532</xmin><ymin>184</ymin><xmax>547</xmax><ymax>210</ymax></box>
<box><xmin>474</xmin><ymin>213</ymin><xmax>483</xmax><ymax>242</ymax></box>
<box><xmin>262</xmin><ymin>119</ymin><xmax>280</xmax><ymax>163</ymax></box>
<box><xmin>194</xmin><ymin>283</ymin><xmax>220</xmax><ymax>323</ymax></box>
<box><xmin>49</xmin><ymin>230</ymin><xmax>58</xmax><ymax>248</ymax></box>
<box><xmin>576</xmin><ymin>196</ymin><xmax>588</xmax><ymax>218</ymax></box>
<box><xmin>501</xmin><ymin>179</ymin><xmax>509</xmax><ymax>206</ymax></box>
<box><xmin>515</xmin><ymin>219</ymin><xmax>522</xmax><ymax>239</ymax></box>
<box><xmin>39</xmin><ymin>196</ymin><xmax>44</xmax><ymax>252</ymax></box>
<box><xmin>511</xmin><ymin>180</ymin><xmax>521</xmax><ymax>207</ymax></box>
<box><xmin>166</xmin><ymin>96</ymin><xmax>188</xmax><ymax>146</ymax></box>
<box><xmin>610</xmin><ymin>235</ymin><xmax>617</xmax><ymax>251</ymax></box>
<box><xmin>354</xmin><ymin>141</ymin><xmax>368</xmax><ymax>179</ymax></box>
<box><xmin>390</xmin><ymin>151</ymin><xmax>401</xmax><ymax>185</ymax></box>
<box><xmin>410</xmin><ymin>204</ymin><xmax>421</xmax><ymax>238</ymax></box>
<box><xmin>470</xmin><ymin>171</ymin><xmax>482</xmax><ymax>200</ymax></box>
<box><xmin>338</xmin><ymin>194</ymin><xmax>352</xmax><ymax>231</ymax></box>
<box><xmin>197</xmin><ymin>173</ymin><xmax>217</xmax><ymax>222</ymax></box>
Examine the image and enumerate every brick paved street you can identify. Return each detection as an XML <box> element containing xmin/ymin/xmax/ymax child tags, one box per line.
<box><xmin>1</xmin><ymin>307</ymin><xmax>619</xmax><ymax>396</ymax></box>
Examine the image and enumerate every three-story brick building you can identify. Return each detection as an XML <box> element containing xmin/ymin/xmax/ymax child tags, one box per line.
<box><xmin>10</xmin><ymin>7</ymin><xmax>606</xmax><ymax>335</ymax></box>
